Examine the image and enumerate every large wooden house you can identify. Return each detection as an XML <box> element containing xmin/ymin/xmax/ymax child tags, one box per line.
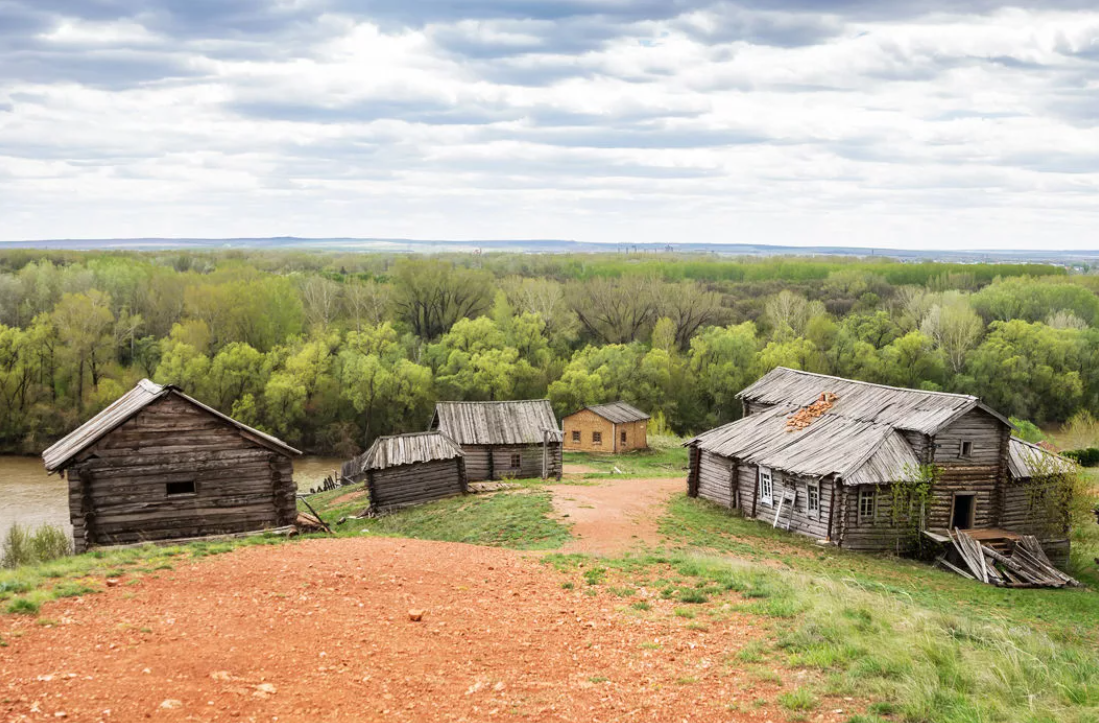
<box><xmin>686</xmin><ymin>367</ymin><xmax>1073</xmax><ymax>562</ymax></box>
<box><xmin>342</xmin><ymin>431</ymin><xmax>466</xmax><ymax>514</ymax></box>
<box><xmin>563</xmin><ymin>402</ymin><xmax>650</xmax><ymax>454</ymax></box>
<box><xmin>430</xmin><ymin>400</ymin><xmax>563</xmax><ymax>481</ymax></box>
<box><xmin>43</xmin><ymin>379</ymin><xmax>301</xmax><ymax>552</ymax></box>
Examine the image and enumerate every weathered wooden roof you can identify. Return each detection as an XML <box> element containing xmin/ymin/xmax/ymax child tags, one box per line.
<box><xmin>572</xmin><ymin>401</ymin><xmax>651</xmax><ymax>424</ymax></box>
<box><xmin>738</xmin><ymin>367</ymin><xmax>1011</xmax><ymax>435</ymax></box>
<box><xmin>347</xmin><ymin>431</ymin><xmax>464</xmax><ymax>475</ymax></box>
<box><xmin>42</xmin><ymin>379</ymin><xmax>300</xmax><ymax>472</ymax></box>
<box><xmin>690</xmin><ymin>405</ymin><xmax>920</xmax><ymax>486</ymax></box>
<box><xmin>431</xmin><ymin>400</ymin><xmax>562</xmax><ymax>446</ymax></box>
<box><xmin>1008</xmin><ymin>438</ymin><xmax>1076</xmax><ymax>479</ymax></box>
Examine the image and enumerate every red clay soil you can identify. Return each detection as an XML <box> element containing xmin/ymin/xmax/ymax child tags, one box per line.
<box><xmin>0</xmin><ymin>538</ymin><xmax>853</xmax><ymax>723</ymax></box>
<box><xmin>547</xmin><ymin>478</ymin><xmax>684</xmax><ymax>555</ymax></box>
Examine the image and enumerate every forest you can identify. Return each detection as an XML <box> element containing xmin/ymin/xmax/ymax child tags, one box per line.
<box><xmin>0</xmin><ymin>248</ymin><xmax>1092</xmax><ymax>456</ymax></box>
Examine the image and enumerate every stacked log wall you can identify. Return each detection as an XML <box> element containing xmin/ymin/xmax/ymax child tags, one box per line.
<box><xmin>369</xmin><ymin>459</ymin><xmax>465</xmax><ymax>512</ymax></box>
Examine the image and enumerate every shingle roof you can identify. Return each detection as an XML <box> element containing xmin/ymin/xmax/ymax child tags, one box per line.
<box><xmin>737</xmin><ymin>367</ymin><xmax>1011</xmax><ymax>435</ymax></box>
<box><xmin>577</xmin><ymin>401</ymin><xmax>650</xmax><ymax>424</ymax></box>
<box><xmin>690</xmin><ymin>404</ymin><xmax>920</xmax><ymax>486</ymax></box>
<box><xmin>42</xmin><ymin>379</ymin><xmax>300</xmax><ymax>472</ymax></box>
<box><xmin>344</xmin><ymin>431</ymin><xmax>464</xmax><ymax>478</ymax></box>
<box><xmin>431</xmin><ymin>400</ymin><xmax>562</xmax><ymax>446</ymax></box>
<box><xmin>1007</xmin><ymin>438</ymin><xmax>1076</xmax><ymax>479</ymax></box>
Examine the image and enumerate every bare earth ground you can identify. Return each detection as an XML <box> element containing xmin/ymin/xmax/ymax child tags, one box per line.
<box><xmin>547</xmin><ymin>478</ymin><xmax>684</xmax><ymax>554</ymax></box>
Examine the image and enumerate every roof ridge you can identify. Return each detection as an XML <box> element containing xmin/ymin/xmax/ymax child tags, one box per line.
<box><xmin>435</xmin><ymin>399</ymin><xmax>551</xmax><ymax>405</ymax></box>
<box><xmin>744</xmin><ymin>367</ymin><xmax>978</xmax><ymax>402</ymax></box>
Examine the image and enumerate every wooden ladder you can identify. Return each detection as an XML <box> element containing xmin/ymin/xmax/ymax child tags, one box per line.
<box><xmin>772</xmin><ymin>488</ymin><xmax>797</xmax><ymax>530</ymax></box>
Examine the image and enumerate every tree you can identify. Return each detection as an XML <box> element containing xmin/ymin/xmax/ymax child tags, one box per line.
<box><xmin>343</xmin><ymin>279</ymin><xmax>392</xmax><ymax>331</ymax></box>
<box><xmin>51</xmin><ymin>290</ymin><xmax>115</xmax><ymax>409</ymax></box>
<box><xmin>920</xmin><ymin>294</ymin><xmax>983</xmax><ymax>373</ymax></box>
<box><xmin>688</xmin><ymin>322</ymin><xmax>759</xmax><ymax>426</ymax></box>
<box><xmin>391</xmin><ymin>259</ymin><xmax>494</xmax><ymax>339</ymax></box>
<box><xmin>659</xmin><ymin>281</ymin><xmax>724</xmax><ymax>349</ymax></box>
<box><xmin>569</xmin><ymin>276</ymin><xmax>661</xmax><ymax>344</ymax></box>
<box><xmin>300</xmin><ymin>276</ymin><xmax>342</xmax><ymax>329</ymax></box>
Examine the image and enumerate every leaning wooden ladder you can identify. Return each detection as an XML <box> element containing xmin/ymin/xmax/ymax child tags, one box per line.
<box><xmin>772</xmin><ymin>488</ymin><xmax>797</xmax><ymax>529</ymax></box>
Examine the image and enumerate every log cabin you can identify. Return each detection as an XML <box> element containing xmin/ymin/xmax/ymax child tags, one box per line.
<box><xmin>686</xmin><ymin>367</ymin><xmax>1074</xmax><ymax>563</ymax></box>
<box><xmin>341</xmin><ymin>431</ymin><xmax>466</xmax><ymax>514</ymax></box>
<box><xmin>429</xmin><ymin>400</ymin><xmax>563</xmax><ymax>481</ymax></box>
<box><xmin>42</xmin><ymin>379</ymin><xmax>301</xmax><ymax>552</ymax></box>
<box><xmin>562</xmin><ymin>402</ymin><xmax>650</xmax><ymax>454</ymax></box>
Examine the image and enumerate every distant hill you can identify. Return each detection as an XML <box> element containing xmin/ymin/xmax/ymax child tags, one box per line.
<box><xmin>2</xmin><ymin>236</ymin><xmax>1098</xmax><ymax>263</ymax></box>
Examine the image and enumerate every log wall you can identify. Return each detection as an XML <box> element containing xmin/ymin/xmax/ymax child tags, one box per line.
<box><xmin>695</xmin><ymin>451</ymin><xmax>736</xmax><ymax>508</ymax></box>
<box><xmin>368</xmin><ymin>459</ymin><xmax>465</xmax><ymax>513</ymax></box>
<box><xmin>66</xmin><ymin>395</ymin><xmax>297</xmax><ymax>550</ymax></box>
<box><xmin>461</xmin><ymin>443</ymin><xmax>562</xmax><ymax>481</ymax></box>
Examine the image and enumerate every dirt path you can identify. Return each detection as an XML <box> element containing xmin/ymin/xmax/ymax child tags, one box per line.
<box><xmin>547</xmin><ymin>477</ymin><xmax>684</xmax><ymax>555</ymax></box>
<box><xmin>0</xmin><ymin>538</ymin><xmax>852</xmax><ymax>723</ymax></box>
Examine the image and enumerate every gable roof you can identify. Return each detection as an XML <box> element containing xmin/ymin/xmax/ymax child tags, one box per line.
<box><xmin>690</xmin><ymin>404</ymin><xmax>920</xmax><ymax>486</ymax></box>
<box><xmin>345</xmin><ymin>431</ymin><xmax>464</xmax><ymax>477</ymax></box>
<box><xmin>431</xmin><ymin>400</ymin><xmax>562</xmax><ymax>446</ymax></box>
<box><xmin>737</xmin><ymin>367</ymin><xmax>1011</xmax><ymax>435</ymax></box>
<box><xmin>573</xmin><ymin>401</ymin><xmax>650</xmax><ymax>424</ymax></box>
<box><xmin>1007</xmin><ymin>437</ymin><xmax>1076</xmax><ymax>479</ymax></box>
<box><xmin>42</xmin><ymin>379</ymin><xmax>300</xmax><ymax>472</ymax></box>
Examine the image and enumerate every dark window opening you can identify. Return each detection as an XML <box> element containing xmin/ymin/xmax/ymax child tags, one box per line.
<box><xmin>592</xmin><ymin>431</ymin><xmax>602</xmax><ymax>445</ymax></box>
<box><xmin>620</xmin><ymin>431</ymin><xmax>627</xmax><ymax>445</ymax></box>
<box><xmin>960</xmin><ymin>441</ymin><xmax>973</xmax><ymax>457</ymax></box>
<box><xmin>572</xmin><ymin>430</ymin><xmax>581</xmax><ymax>442</ymax></box>
<box><xmin>950</xmin><ymin>493</ymin><xmax>975</xmax><ymax>529</ymax></box>
<box><xmin>510</xmin><ymin>453</ymin><xmax>522</xmax><ymax>469</ymax></box>
<box><xmin>166</xmin><ymin>480</ymin><xmax>196</xmax><ymax>496</ymax></box>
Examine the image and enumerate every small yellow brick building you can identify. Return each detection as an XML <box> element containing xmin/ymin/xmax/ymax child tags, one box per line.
<box><xmin>562</xmin><ymin>402</ymin><xmax>650</xmax><ymax>454</ymax></box>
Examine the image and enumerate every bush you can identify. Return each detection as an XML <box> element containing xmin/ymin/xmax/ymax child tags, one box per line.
<box><xmin>2</xmin><ymin>524</ymin><xmax>73</xmax><ymax>569</ymax></box>
<box><xmin>1063</xmin><ymin>448</ymin><xmax>1099</xmax><ymax>467</ymax></box>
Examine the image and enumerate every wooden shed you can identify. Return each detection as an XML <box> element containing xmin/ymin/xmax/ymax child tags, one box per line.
<box><xmin>429</xmin><ymin>400</ymin><xmax>563</xmax><ymax>481</ymax></box>
<box><xmin>687</xmin><ymin>367</ymin><xmax>1073</xmax><ymax>561</ymax></box>
<box><xmin>563</xmin><ymin>402</ymin><xmax>650</xmax><ymax>453</ymax></box>
<box><xmin>342</xmin><ymin>431</ymin><xmax>466</xmax><ymax>514</ymax></box>
<box><xmin>42</xmin><ymin>379</ymin><xmax>301</xmax><ymax>552</ymax></box>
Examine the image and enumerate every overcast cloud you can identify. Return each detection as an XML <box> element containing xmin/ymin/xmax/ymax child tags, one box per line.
<box><xmin>1</xmin><ymin>0</ymin><xmax>1099</xmax><ymax>248</ymax></box>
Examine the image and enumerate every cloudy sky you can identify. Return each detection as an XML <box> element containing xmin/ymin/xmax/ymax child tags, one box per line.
<box><xmin>2</xmin><ymin>1</ymin><xmax>1099</xmax><ymax>248</ymax></box>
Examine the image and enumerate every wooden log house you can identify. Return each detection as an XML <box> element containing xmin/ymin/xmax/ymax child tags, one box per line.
<box><xmin>562</xmin><ymin>401</ymin><xmax>650</xmax><ymax>454</ymax></box>
<box><xmin>42</xmin><ymin>379</ymin><xmax>301</xmax><ymax>552</ymax></box>
<box><xmin>429</xmin><ymin>400</ymin><xmax>563</xmax><ymax>481</ymax></box>
<box><xmin>686</xmin><ymin>367</ymin><xmax>1075</xmax><ymax>562</ymax></box>
<box><xmin>342</xmin><ymin>431</ymin><xmax>467</xmax><ymax>514</ymax></box>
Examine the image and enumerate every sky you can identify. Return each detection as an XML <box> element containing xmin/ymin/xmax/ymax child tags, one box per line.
<box><xmin>1</xmin><ymin>1</ymin><xmax>1099</xmax><ymax>249</ymax></box>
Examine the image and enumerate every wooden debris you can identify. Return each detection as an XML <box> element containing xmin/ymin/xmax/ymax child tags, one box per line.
<box><xmin>785</xmin><ymin>392</ymin><xmax>839</xmax><ymax>432</ymax></box>
<box><xmin>468</xmin><ymin>481</ymin><xmax>519</xmax><ymax>493</ymax></box>
<box><xmin>944</xmin><ymin>529</ymin><xmax>1079</xmax><ymax>588</ymax></box>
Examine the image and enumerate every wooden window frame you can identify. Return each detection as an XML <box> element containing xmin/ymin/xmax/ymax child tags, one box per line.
<box><xmin>959</xmin><ymin>440</ymin><xmax>973</xmax><ymax>458</ymax></box>
<box><xmin>510</xmin><ymin>452</ymin><xmax>522</xmax><ymax>469</ymax></box>
<box><xmin>620</xmin><ymin>430</ymin><xmax>627</xmax><ymax>445</ymax></box>
<box><xmin>858</xmin><ymin>487</ymin><xmax>876</xmax><ymax>523</ymax></box>
<box><xmin>592</xmin><ymin>431</ymin><xmax>602</xmax><ymax>446</ymax></box>
<box><xmin>806</xmin><ymin>480</ymin><xmax>820</xmax><ymax>519</ymax></box>
<box><xmin>758</xmin><ymin>466</ymin><xmax>774</xmax><ymax>506</ymax></box>
<box><xmin>571</xmin><ymin>430</ymin><xmax>581</xmax><ymax>443</ymax></box>
<box><xmin>166</xmin><ymin>480</ymin><xmax>197</xmax><ymax>497</ymax></box>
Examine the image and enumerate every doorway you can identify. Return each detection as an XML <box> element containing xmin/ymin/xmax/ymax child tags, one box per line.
<box><xmin>950</xmin><ymin>493</ymin><xmax>976</xmax><ymax>530</ymax></box>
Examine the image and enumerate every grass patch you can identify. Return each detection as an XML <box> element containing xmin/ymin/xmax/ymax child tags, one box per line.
<box><xmin>777</xmin><ymin>688</ymin><xmax>818</xmax><ymax>712</ymax></box>
<box><xmin>2</xmin><ymin>523</ymin><xmax>72</xmax><ymax>568</ymax></box>
<box><xmin>322</xmin><ymin>491</ymin><xmax>571</xmax><ymax>551</ymax></box>
<box><xmin>631</xmin><ymin>600</ymin><xmax>652</xmax><ymax>611</ymax></box>
<box><xmin>6</xmin><ymin>597</ymin><xmax>40</xmax><ymax>615</ymax></box>
<box><xmin>564</xmin><ymin>442</ymin><xmax>688</xmax><ymax>479</ymax></box>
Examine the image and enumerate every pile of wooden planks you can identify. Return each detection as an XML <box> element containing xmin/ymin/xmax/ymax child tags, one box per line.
<box><xmin>785</xmin><ymin>392</ymin><xmax>839</xmax><ymax>432</ymax></box>
<box><xmin>938</xmin><ymin>529</ymin><xmax>1080</xmax><ymax>588</ymax></box>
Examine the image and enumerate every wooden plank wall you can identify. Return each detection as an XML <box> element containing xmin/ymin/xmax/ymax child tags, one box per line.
<box><xmin>837</xmin><ymin>483</ymin><xmax>917</xmax><ymax>551</ymax></box>
<box><xmin>67</xmin><ymin>395</ymin><xmax>296</xmax><ymax>548</ymax></box>
<box><xmin>696</xmin><ymin>451</ymin><xmax>735</xmax><ymax>508</ymax></box>
<box><xmin>369</xmin><ymin>459</ymin><xmax>465</xmax><ymax>513</ymax></box>
<box><xmin>462</xmin><ymin>443</ymin><xmax>562</xmax><ymax>480</ymax></box>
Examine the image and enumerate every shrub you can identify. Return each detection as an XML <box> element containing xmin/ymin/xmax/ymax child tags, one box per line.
<box><xmin>1063</xmin><ymin>448</ymin><xmax>1099</xmax><ymax>467</ymax></box>
<box><xmin>2</xmin><ymin>524</ymin><xmax>73</xmax><ymax>569</ymax></box>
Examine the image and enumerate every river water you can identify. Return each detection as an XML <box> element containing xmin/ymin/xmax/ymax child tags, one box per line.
<box><xmin>0</xmin><ymin>455</ymin><xmax>344</xmax><ymax>544</ymax></box>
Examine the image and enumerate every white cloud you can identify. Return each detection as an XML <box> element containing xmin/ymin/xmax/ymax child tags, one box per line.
<box><xmin>1</xmin><ymin>2</ymin><xmax>1099</xmax><ymax>247</ymax></box>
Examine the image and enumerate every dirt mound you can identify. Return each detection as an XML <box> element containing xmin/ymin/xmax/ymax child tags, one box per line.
<box><xmin>0</xmin><ymin>537</ymin><xmax>837</xmax><ymax>722</ymax></box>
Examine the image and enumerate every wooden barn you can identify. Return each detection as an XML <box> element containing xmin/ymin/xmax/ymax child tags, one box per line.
<box><xmin>42</xmin><ymin>379</ymin><xmax>300</xmax><ymax>552</ymax></box>
<box><xmin>563</xmin><ymin>402</ymin><xmax>650</xmax><ymax>453</ymax></box>
<box><xmin>687</xmin><ymin>367</ymin><xmax>1074</xmax><ymax>562</ymax></box>
<box><xmin>341</xmin><ymin>431</ymin><xmax>466</xmax><ymax>514</ymax></box>
<box><xmin>430</xmin><ymin>400</ymin><xmax>563</xmax><ymax>481</ymax></box>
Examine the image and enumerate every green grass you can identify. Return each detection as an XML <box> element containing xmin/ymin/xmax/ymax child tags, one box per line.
<box><xmin>335</xmin><ymin>492</ymin><xmax>571</xmax><ymax>551</ymax></box>
<box><xmin>564</xmin><ymin>440</ymin><xmax>688</xmax><ymax>479</ymax></box>
<box><xmin>661</xmin><ymin>493</ymin><xmax>1099</xmax><ymax>643</ymax></box>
